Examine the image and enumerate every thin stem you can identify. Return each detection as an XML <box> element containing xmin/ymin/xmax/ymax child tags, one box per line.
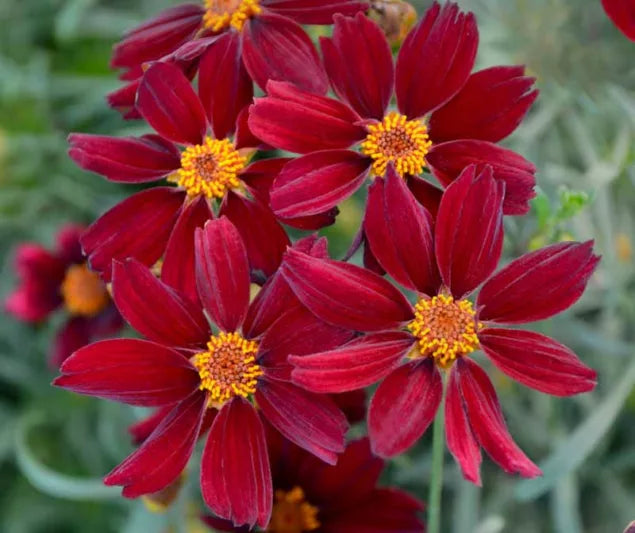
<box><xmin>427</xmin><ymin>380</ymin><xmax>446</xmax><ymax>533</ymax></box>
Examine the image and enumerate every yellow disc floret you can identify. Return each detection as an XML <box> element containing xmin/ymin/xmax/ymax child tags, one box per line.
<box><xmin>203</xmin><ymin>0</ymin><xmax>261</xmax><ymax>32</ymax></box>
<box><xmin>361</xmin><ymin>111</ymin><xmax>432</xmax><ymax>177</ymax></box>
<box><xmin>60</xmin><ymin>263</ymin><xmax>110</xmax><ymax>317</ymax></box>
<box><xmin>192</xmin><ymin>332</ymin><xmax>262</xmax><ymax>406</ymax></box>
<box><xmin>268</xmin><ymin>486</ymin><xmax>320</xmax><ymax>533</ymax></box>
<box><xmin>407</xmin><ymin>294</ymin><xmax>480</xmax><ymax>369</ymax></box>
<box><xmin>174</xmin><ymin>137</ymin><xmax>246</xmax><ymax>199</ymax></box>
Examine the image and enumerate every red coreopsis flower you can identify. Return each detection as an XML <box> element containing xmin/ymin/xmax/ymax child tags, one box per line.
<box><xmin>107</xmin><ymin>0</ymin><xmax>368</xmax><ymax>117</ymax></box>
<box><xmin>69</xmin><ymin>59</ymin><xmax>290</xmax><ymax>289</ymax></box>
<box><xmin>282</xmin><ymin>165</ymin><xmax>599</xmax><ymax>484</ymax></box>
<box><xmin>203</xmin><ymin>435</ymin><xmax>425</xmax><ymax>533</ymax></box>
<box><xmin>54</xmin><ymin>218</ymin><xmax>354</xmax><ymax>528</ymax></box>
<box><xmin>4</xmin><ymin>225</ymin><xmax>123</xmax><ymax>367</ymax></box>
<box><xmin>601</xmin><ymin>0</ymin><xmax>635</xmax><ymax>41</ymax></box>
<box><xmin>249</xmin><ymin>3</ymin><xmax>539</xmax><ymax>231</ymax></box>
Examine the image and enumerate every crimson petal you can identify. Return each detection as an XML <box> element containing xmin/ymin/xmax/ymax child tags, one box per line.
<box><xmin>601</xmin><ymin>0</ymin><xmax>635</xmax><ymax>41</ymax></box>
<box><xmin>128</xmin><ymin>406</ymin><xmax>172</xmax><ymax>446</ymax></box>
<box><xmin>50</xmin><ymin>317</ymin><xmax>92</xmax><ymax>369</ymax></box>
<box><xmin>406</xmin><ymin>175</ymin><xmax>443</xmax><ymax>218</ymax></box>
<box><xmin>263</xmin><ymin>0</ymin><xmax>368</xmax><ymax>24</ymax></box>
<box><xmin>240</xmin><ymin>157</ymin><xmax>291</xmax><ymax>205</ymax></box>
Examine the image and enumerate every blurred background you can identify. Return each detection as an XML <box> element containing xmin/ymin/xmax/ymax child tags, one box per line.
<box><xmin>0</xmin><ymin>0</ymin><xmax>633</xmax><ymax>532</ymax></box>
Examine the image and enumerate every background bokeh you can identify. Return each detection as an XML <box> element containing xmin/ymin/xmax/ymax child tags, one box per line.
<box><xmin>0</xmin><ymin>0</ymin><xmax>633</xmax><ymax>532</ymax></box>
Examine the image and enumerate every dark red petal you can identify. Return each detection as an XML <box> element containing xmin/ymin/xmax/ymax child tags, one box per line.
<box><xmin>426</xmin><ymin>140</ymin><xmax>536</xmax><ymax>215</ymax></box>
<box><xmin>406</xmin><ymin>175</ymin><xmax>443</xmax><ymax>218</ymax></box>
<box><xmin>364</xmin><ymin>167</ymin><xmax>440</xmax><ymax>294</ymax></box>
<box><xmin>263</xmin><ymin>0</ymin><xmax>368</xmax><ymax>24</ymax></box>
<box><xmin>396</xmin><ymin>1</ymin><xmax>478</xmax><ymax>118</ymax></box>
<box><xmin>601</xmin><ymin>0</ymin><xmax>635</xmax><ymax>40</ymax></box>
<box><xmin>435</xmin><ymin>165</ymin><xmax>504</xmax><ymax>299</ymax></box>
<box><xmin>104</xmin><ymin>392</ymin><xmax>206</xmax><ymax>497</ymax></box>
<box><xmin>4</xmin><ymin>285</ymin><xmax>59</xmax><ymax>323</ymax></box>
<box><xmin>479</xmin><ymin>328</ymin><xmax>597</xmax><ymax>396</ymax></box>
<box><xmin>369</xmin><ymin>359</ymin><xmax>442</xmax><ymax>457</ymax></box>
<box><xmin>320</xmin><ymin>13</ymin><xmax>393</xmax><ymax>120</ymax></box>
<box><xmin>290</xmin><ymin>331</ymin><xmax>415</xmax><ymax>392</ymax></box>
<box><xmin>332</xmin><ymin>389</ymin><xmax>367</xmax><ymax>424</ymax></box>
<box><xmin>68</xmin><ymin>134</ymin><xmax>180</xmax><ymax>183</ymax></box>
<box><xmin>201</xmin><ymin>515</ymin><xmax>248</xmax><ymax>533</ymax></box>
<box><xmin>429</xmin><ymin>66</ymin><xmax>538</xmax><ymax>143</ymax></box>
<box><xmin>161</xmin><ymin>197</ymin><xmax>214</xmax><ymax>306</ymax></box>
<box><xmin>137</xmin><ymin>62</ymin><xmax>207</xmax><ymax>146</ymax></box>
<box><xmin>234</xmin><ymin>105</ymin><xmax>262</xmax><ymax>150</ymax></box>
<box><xmin>54</xmin><ymin>339</ymin><xmax>199</xmax><ymax>406</ymax></box>
<box><xmin>445</xmin><ymin>366</ymin><xmax>481</xmax><ymax>484</ymax></box>
<box><xmin>477</xmin><ymin>241</ymin><xmax>600</xmax><ymax>323</ymax></box>
<box><xmin>194</xmin><ymin>217</ymin><xmax>250</xmax><ymax>332</ymax></box>
<box><xmin>240</xmin><ymin>157</ymin><xmax>291</xmax><ymax>205</ymax></box>
<box><xmin>128</xmin><ymin>406</ymin><xmax>173</xmax><ymax>446</ymax></box>
<box><xmin>49</xmin><ymin>317</ymin><xmax>92</xmax><ymax>369</ymax></box>
<box><xmin>248</xmin><ymin>81</ymin><xmax>366</xmax><ymax>153</ymax></box>
<box><xmin>107</xmin><ymin>77</ymin><xmax>141</xmax><ymax>118</ymax></box>
<box><xmin>271</xmin><ymin>150</ymin><xmax>369</xmax><ymax>218</ymax></box>
<box><xmin>201</xmin><ymin>399</ymin><xmax>272</xmax><ymax>529</ymax></box>
<box><xmin>281</xmin><ymin>249</ymin><xmax>413</xmax><ymax>331</ymax></box>
<box><xmin>256</xmin><ymin>379</ymin><xmax>347</xmax><ymax>464</ymax></box>
<box><xmin>198</xmin><ymin>32</ymin><xmax>253</xmax><ymax>140</ymax></box>
<box><xmin>455</xmin><ymin>359</ymin><xmax>541</xmax><ymax>477</ymax></box>
<box><xmin>242</xmin><ymin>13</ymin><xmax>328</xmax><ymax>94</ymax></box>
<box><xmin>112</xmin><ymin>259</ymin><xmax>209</xmax><ymax>347</ymax></box>
<box><xmin>220</xmin><ymin>193</ymin><xmax>290</xmax><ymax>283</ymax></box>
<box><xmin>81</xmin><ymin>188</ymin><xmax>185</xmax><ymax>281</ymax></box>
<box><xmin>55</xmin><ymin>224</ymin><xmax>85</xmax><ymax>264</ymax></box>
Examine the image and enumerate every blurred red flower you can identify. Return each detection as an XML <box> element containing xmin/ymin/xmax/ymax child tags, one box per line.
<box><xmin>601</xmin><ymin>0</ymin><xmax>635</xmax><ymax>41</ymax></box>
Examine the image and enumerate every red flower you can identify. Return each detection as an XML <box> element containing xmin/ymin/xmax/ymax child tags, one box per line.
<box><xmin>54</xmin><ymin>218</ymin><xmax>353</xmax><ymax>528</ymax></box>
<box><xmin>69</xmin><ymin>60</ymin><xmax>290</xmax><ymax>288</ymax></box>
<box><xmin>202</xmin><ymin>435</ymin><xmax>425</xmax><ymax>532</ymax></box>
<box><xmin>4</xmin><ymin>225</ymin><xmax>123</xmax><ymax>367</ymax></box>
<box><xmin>107</xmin><ymin>0</ymin><xmax>368</xmax><ymax>116</ymax></box>
<box><xmin>282</xmin><ymin>165</ymin><xmax>599</xmax><ymax>484</ymax></box>
<box><xmin>601</xmin><ymin>0</ymin><xmax>635</xmax><ymax>41</ymax></box>
<box><xmin>249</xmin><ymin>3</ymin><xmax>538</xmax><ymax>232</ymax></box>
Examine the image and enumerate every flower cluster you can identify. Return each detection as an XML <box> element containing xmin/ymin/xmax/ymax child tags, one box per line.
<box><xmin>5</xmin><ymin>1</ymin><xmax>602</xmax><ymax>531</ymax></box>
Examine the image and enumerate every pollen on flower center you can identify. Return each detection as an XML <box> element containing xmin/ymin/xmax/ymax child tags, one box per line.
<box><xmin>361</xmin><ymin>111</ymin><xmax>432</xmax><ymax>177</ymax></box>
<box><xmin>60</xmin><ymin>263</ymin><xmax>109</xmax><ymax>317</ymax></box>
<box><xmin>268</xmin><ymin>486</ymin><xmax>320</xmax><ymax>533</ymax></box>
<box><xmin>192</xmin><ymin>332</ymin><xmax>262</xmax><ymax>406</ymax></box>
<box><xmin>407</xmin><ymin>295</ymin><xmax>480</xmax><ymax>369</ymax></box>
<box><xmin>203</xmin><ymin>0</ymin><xmax>261</xmax><ymax>32</ymax></box>
<box><xmin>173</xmin><ymin>137</ymin><xmax>246</xmax><ymax>199</ymax></box>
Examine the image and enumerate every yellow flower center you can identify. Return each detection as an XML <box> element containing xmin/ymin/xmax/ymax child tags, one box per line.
<box><xmin>60</xmin><ymin>263</ymin><xmax>110</xmax><ymax>317</ymax></box>
<box><xmin>407</xmin><ymin>295</ymin><xmax>480</xmax><ymax>369</ymax></box>
<box><xmin>192</xmin><ymin>332</ymin><xmax>262</xmax><ymax>406</ymax></box>
<box><xmin>203</xmin><ymin>0</ymin><xmax>261</xmax><ymax>32</ymax></box>
<box><xmin>361</xmin><ymin>111</ymin><xmax>431</xmax><ymax>177</ymax></box>
<box><xmin>268</xmin><ymin>486</ymin><xmax>320</xmax><ymax>533</ymax></box>
<box><xmin>173</xmin><ymin>137</ymin><xmax>246</xmax><ymax>199</ymax></box>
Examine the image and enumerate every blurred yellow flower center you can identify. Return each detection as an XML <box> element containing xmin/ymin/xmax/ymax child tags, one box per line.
<box><xmin>361</xmin><ymin>111</ymin><xmax>431</xmax><ymax>176</ymax></box>
<box><xmin>268</xmin><ymin>486</ymin><xmax>320</xmax><ymax>533</ymax></box>
<box><xmin>408</xmin><ymin>295</ymin><xmax>480</xmax><ymax>369</ymax></box>
<box><xmin>203</xmin><ymin>0</ymin><xmax>261</xmax><ymax>32</ymax></box>
<box><xmin>60</xmin><ymin>263</ymin><xmax>109</xmax><ymax>317</ymax></box>
<box><xmin>174</xmin><ymin>137</ymin><xmax>246</xmax><ymax>199</ymax></box>
<box><xmin>192</xmin><ymin>332</ymin><xmax>262</xmax><ymax>406</ymax></box>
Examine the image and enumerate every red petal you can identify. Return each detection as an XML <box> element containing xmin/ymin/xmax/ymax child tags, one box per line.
<box><xmin>290</xmin><ymin>331</ymin><xmax>415</xmax><ymax>393</ymax></box>
<box><xmin>331</xmin><ymin>389</ymin><xmax>367</xmax><ymax>424</ymax></box>
<box><xmin>161</xmin><ymin>197</ymin><xmax>214</xmax><ymax>306</ymax></box>
<box><xmin>396</xmin><ymin>1</ymin><xmax>478</xmax><ymax>118</ymax></box>
<box><xmin>455</xmin><ymin>359</ymin><xmax>541</xmax><ymax>477</ymax></box>
<box><xmin>194</xmin><ymin>217</ymin><xmax>250</xmax><ymax>332</ymax></box>
<box><xmin>49</xmin><ymin>317</ymin><xmax>92</xmax><ymax>369</ymax></box>
<box><xmin>81</xmin><ymin>188</ymin><xmax>185</xmax><ymax>281</ymax></box>
<box><xmin>271</xmin><ymin>150</ymin><xmax>369</xmax><ymax>218</ymax></box>
<box><xmin>128</xmin><ymin>406</ymin><xmax>172</xmax><ymax>445</ymax></box>
<box><xmin>198</xmin><ymin>32</ymin><xmax>253</xmax><ymax>140</ymax></box>
<box><xmin>479</xmin><ymin>328</ymin><xmax>597</xmax><ymax>396</ymax></box>
<box><xmin>256</xmin><ymin>379</ymin><xmax>347</xmax><ymax>464</ymax></box>
<box><xmin>435</xmin><ymin>165</ymin><xmax>504</xmax><ymax>299</ymax></box>
<box><xmin>281</xmin><ymin>248</ymin><xmax>413</xmax><ymax>331</ymax></box>
<box><xmin>364</xmin><ymin>167</ymin><xmax>440</xmax><ymax>294</ymax></box>
<box><xmin>68</xmin><ymin>134</ymin><xmax>180</xmax><ymax>183</ymax></box>
<box><xmin>240</xmin><ymin>157</ymin><xmax>291</xmax><ymax>204</ymax></box>
<box><xmin>263</xmin><ymin>0</ymin><xmax>368</xmax><ymax>24</ymax></box>
<box><xmin>406</xmin><ymin>175</ymin><xmax>443</xmax><ymax>218</ymax></box>
<box><xmin>55</xmin><ymin>224</ymin><xmax>85</xmax><ymax>264</ymax></box>
<box><xmin>112</xmin><ymin>259</ymin><xmax>209</xmax><ymax>347</ymax></box>
<box><xmin>429</xmin><ymin>65</ymin><xmax>538</xmax><ymax>143</ymax></box>
<box><xmin>201</xmin><ymin>399</ymin><xmax>272</xmax><ymax>528</ymax></box>
<box><xmin>137</xmin><ymin>62</ymin><xmax>207</xmax><ymax>146</ymax></box>
<box><xmin>601</xmin><ymin>0</ymin><xmax>635</xmax><ymax>40</ymax></box>
<box><xmin>426</xmin><ymin>140</ymin><xmax>536</xmax><ymax>215</ymax></box>
<box><xmin>369</xmin><ymin>359</ymin><xmax>442</xmax><ymax>457</ymax></box>
<box><xmin>54</xmin><ymin>339</ymin><xmax>199</xmax><ymax>406</ymax></box>
<box><xmin>104</xmin><ymin>392</ymin><xmax>206</xmax><ymax>496</ymax></box>
<box><xmin>320</xmin><ymin>13</ymin><xmax>393</xmax><ymax>120</ymax></box>
<box><xmin>242</xmin><ymin>13</ymin><xmax>328</xmax><ymax>94</ymax></box>
<box><xmin>477</xmin><ymin>241</ymin><xmax>600</xmax><ymax>323</ymax></box>
<box><xmin>248</xmin><ymin>81</ymin><xmax>366</xmax><ymax>153</ymax></box>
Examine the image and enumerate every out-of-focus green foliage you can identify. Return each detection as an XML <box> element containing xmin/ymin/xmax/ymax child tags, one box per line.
<box><xmin>0</xmin><ymin>0</ymin><xmax>633</xmax><ymax>532</ymax></box>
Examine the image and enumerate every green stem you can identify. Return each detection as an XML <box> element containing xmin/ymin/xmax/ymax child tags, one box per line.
<box><xmin>427</xmin><ymin>383</ymin><xmax>446</xmax><ymax>533</ymax></box>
